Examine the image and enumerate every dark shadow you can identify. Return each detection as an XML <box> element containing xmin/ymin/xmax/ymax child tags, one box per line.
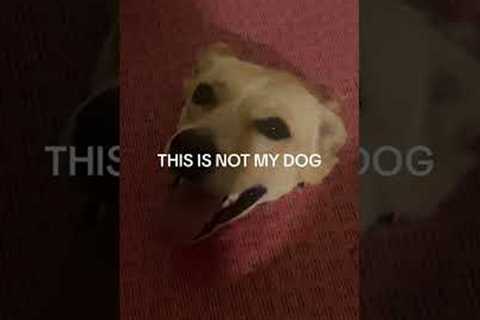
<box><xmin>0</xmin><ymin>1</ymin><xmax>117</xmax><ymax>319</ymax></box>
<box><xmin>360</xmin><ymin>0</ymin><xmax>480</xmax><ymax>318</ymax></box>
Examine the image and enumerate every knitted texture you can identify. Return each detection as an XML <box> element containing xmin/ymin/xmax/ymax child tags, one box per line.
<box><xmin>121</xmin><ymin>0</ymin><xmax>358</xmax><ymax>319</ymax></box>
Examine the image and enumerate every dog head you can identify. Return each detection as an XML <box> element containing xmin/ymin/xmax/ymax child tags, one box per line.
<box><xmin>165</xmin><ymin>43</ymin><xmax>346</xmax><ymax>240</ymax></box>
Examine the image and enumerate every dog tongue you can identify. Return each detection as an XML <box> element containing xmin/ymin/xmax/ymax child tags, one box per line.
<box><xmin>161</xmin><ymin>181</ymin><xmax>222</xmax><ymax>244</ymax></box>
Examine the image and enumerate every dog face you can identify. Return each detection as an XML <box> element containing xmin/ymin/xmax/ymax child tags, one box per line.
<box><xmin>166</xmin><ymin>43</ymin><xmax>346</xmax><ymax>240</ymax></box>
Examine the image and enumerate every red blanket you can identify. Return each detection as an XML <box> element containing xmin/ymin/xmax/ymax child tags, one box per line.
<box><xmin>121</xmin><ymin>0</ymin><xmax>358</xmax><ymax>318</ymax></box>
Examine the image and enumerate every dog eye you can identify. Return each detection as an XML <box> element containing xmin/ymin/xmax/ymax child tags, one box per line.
<box><xmin>254</xmin><ymin>117</ymin><xmax>291</xmax><ymax>140</ymax></box>
<box><xmin>192</xmin><ymin>83</ymin><xmax>216</xmax><ymax>106</ymax></box>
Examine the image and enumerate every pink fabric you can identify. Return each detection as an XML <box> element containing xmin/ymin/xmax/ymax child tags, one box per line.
<box><xmin>122</xmin><ymin>0</ymin><xmax>358</xmax><ymax>318</ymax></box>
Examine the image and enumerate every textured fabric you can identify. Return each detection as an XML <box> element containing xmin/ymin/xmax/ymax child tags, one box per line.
<box><xmin>121</xmin><ymin>0</ymin><xmax>358</xmax><ymax>319</ymax></box>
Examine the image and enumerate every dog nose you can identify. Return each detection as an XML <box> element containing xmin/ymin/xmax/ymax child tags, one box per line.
<box><xmin>168</xmin><ymin>128</ymin><xmax>218</xmax><ymax>181</ymax></box>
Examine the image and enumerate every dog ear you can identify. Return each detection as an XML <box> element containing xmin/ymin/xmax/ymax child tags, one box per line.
<box><xmin>307</xmin><ymin>83</ymin><xmax>342</xmax><ymax>112</ymax></box>
<box><xmin>308</xmin><ymin>84</ymin><xmax>347</xmax><ymax>159</ymax></box>
<box><xmin>194</xmin><ymin>42</ymin><xmax>236</xmax><ymax>75</ymax></box>
<box><xmin>205</xmin><ymin>42</ymin><xmax>236</xmax><ymax>57</ymax></box>
<box><xmin>316</xmin><ymin>106</ymin><xmax>347</xmax><ymax>159</ymax></box>
<box><xmin>300</xmin><ymin>96</ymin><xmax>347</xmax><ymax>185</ymax></box>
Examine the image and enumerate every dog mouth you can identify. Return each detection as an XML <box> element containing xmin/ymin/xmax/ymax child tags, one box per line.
<box><xmin>193</xmin><ymin>185</ymin><xmax>267</xmax><ymax>240</ymax></box>
<box><xmin>167</xmin><ymin>178</ymin><xmax>267</xmax><ymax>242</ymax></box>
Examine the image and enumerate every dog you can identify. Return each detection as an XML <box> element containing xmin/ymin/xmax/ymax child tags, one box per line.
<box><xmin>361</xmin><ymin>0</ymin><xmax>480</xmax><ymax>230</ymax></box>
<box><xmin>165</xmin><ymin>43</ymin><xmax>347</xmax><ymax>241</ymax></box>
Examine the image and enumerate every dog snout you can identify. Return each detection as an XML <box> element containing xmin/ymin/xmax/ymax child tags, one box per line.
<box><xmin>168</xmin><ymin>128</ymin><xmax>218</xmax><ymax>181</ymax></box>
